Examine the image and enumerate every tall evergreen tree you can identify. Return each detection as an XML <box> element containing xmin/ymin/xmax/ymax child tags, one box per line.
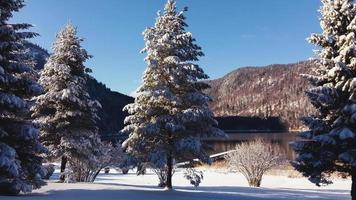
<box><xmin>293</xmin><ymin>0</ymin><xmax>356</xmax><ymax>198</ymax></box>
<box><xmin>0</xmin><ymin>0</ymin><xmax>46</xmax><ymax>195</ymax></box>
<box><xmin>123</xmin><ymin>0</ymin><xmax>224</xmax><ymax>189</ymax></box>
<box><xmin>31</xmin><ymin>24</ymin><xmax>101</xmax><ymax>182</ymax></box>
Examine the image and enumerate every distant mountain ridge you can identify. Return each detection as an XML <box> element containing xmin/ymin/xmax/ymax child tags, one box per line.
<box><xmin>26</xmin><ymin>43</ymin><xmax>134</xmax><ymax>140</ymax></box>
<box><xmin>205</xmin><ymin>61</ymin><xmax>317</xmax><ymax>130</ymax></box>
<box><xmin>28</xmin><ymin>42</ymin><xmax>316</xmax><ymax>131</ymax></box>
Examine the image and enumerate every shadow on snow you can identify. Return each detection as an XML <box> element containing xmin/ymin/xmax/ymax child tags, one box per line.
<box><xmin>2</xmin><ymin>182</ymin><xmax>349</xmax><ymax>200</ymax></box>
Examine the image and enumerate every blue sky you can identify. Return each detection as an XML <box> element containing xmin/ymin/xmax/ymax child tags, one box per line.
<box><xmin>13</xmin><ymin>0</ymin><xmax>322</xmax><ymax>96</ymax></box>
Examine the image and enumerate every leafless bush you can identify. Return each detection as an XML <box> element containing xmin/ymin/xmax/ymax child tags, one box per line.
<box><xmin>66</xmin><ymin>143</ymin><xmax>124</xmax><ymax>183</ymax></box>
<box><xmin>152</xmin><ymin>166</ymin><xmax>169</xmax><ymax>187</ymax></box>
<box><xmin>225</xmin><ymin>139</ymin><xmax>285</xmax><ymax>187</ymax></box>
<box><xmin>152</xmin><ymin>165</ymin><xmax>176</xmax><ymax>188</ymax></box>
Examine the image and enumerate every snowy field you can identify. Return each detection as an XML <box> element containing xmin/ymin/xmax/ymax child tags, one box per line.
<box><xmin>1</xmin><ymin>169</ymin><xmax>351</xmax><ymax>200</ymax></box>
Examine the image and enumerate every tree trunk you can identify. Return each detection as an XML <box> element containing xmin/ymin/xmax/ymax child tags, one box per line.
<box><xmin>59</xmin><ymin>155</ymin><xmax>67</xmax><ymax>182</ymax></box>
<box><xmin>248</xmin><ymin>178</ymin><xmax>261</xmax><ymax>187</ymax></box>
<box><xmin>352</xmin><ymin>166</ymin><xmax>356</xmax><ymax>200</ymax></box>
<box><xmin>92</xmin><ymin>168</ymin><xmax>103</xmax><ymax>182</ymax></box>
<box><xmin>166</xmin><ymin>153</ymin><xmax>173</xmax><ymax>189</ymax></box>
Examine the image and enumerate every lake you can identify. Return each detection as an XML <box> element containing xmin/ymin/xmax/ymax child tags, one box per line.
<box><xmin>205</xmin><ymin>132</ymin><xmax>299</xmax><ymax>160</ymax></box>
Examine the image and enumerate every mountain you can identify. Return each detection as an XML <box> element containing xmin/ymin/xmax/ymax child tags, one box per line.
<box><xmin>26</xmin><ymin>43</ymin><xmax>134</xmax><ymax>141</ymax></box>
<box><xmin>205</xmin><ymin>61</ymin><xmax>317</xmax><ymax>130</ymax></box>
<box><xmin>86</xmin><ymin>78</ymin><xmax>133</xmax><ymax>139</ymax></box>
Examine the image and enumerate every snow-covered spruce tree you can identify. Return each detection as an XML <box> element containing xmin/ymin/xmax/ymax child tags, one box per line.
<box><xmin>292</xmin><ymin>0</ymin><xmax>356</xmax><ymax>198</ymax></box>
<box><xmin>31</xmin><ymin>24</ymin><xmax>102</xmax><ymax>182</ymax></box>
<box><xmin>0</xmin><ymin>0</ymin><xmax>46</xmax><ymax>195</ymax></box>
<box><xmin>123</xmin><ymin>0</ymin><xmax>224</xmax><ymax>189</ymax></box>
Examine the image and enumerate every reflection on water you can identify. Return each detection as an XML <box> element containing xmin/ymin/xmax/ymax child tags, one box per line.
<box><xmin>205</xmin><ymin>132</ymin><xmax>299</xmax><ymax>160</ymax></box>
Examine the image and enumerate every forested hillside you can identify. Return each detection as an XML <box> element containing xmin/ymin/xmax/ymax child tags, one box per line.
<box><xmin>86</xmin><ymin>77</ymin><xmax>133</xmax><ymax>138</ymax></box>
<box><xmin>206</xmin><ymin>61</ymin><xmax>317</xmax><ymax>130</ymax></box>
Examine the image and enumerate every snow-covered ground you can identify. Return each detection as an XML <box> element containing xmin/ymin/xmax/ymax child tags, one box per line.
<box><xmin>2</xmin><ymin>169</ymin><xmax>351</xmax><ymax>200</ymax></box>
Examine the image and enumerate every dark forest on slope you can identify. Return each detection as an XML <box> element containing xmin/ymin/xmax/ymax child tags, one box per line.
<box><xmin>205</xmin><ymin>61</ymin><xmax>317</xmax><ymax>130</ymax></box>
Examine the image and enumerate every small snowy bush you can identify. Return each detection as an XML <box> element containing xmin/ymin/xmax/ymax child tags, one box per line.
<box><xmin>225</xmin><ymin>139</ymin><xmax>284</xmax><ymax>187</ymax></box>
<box><xmin>183</xmin><ymin>168</ymin><xmax>204</xmax><ymax>187</ymax></box>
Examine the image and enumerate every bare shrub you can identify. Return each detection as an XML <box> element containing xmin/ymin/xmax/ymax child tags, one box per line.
<box><xmin>152</xmin><ymin>165</ymin><xmax>176</xmax><ymax>188</ymax></box>
<box><xmin>66</xmin><ymin>143</ymin><xmax>124</xmax><ymax>183</ymax></box>
<box><xmin>152</xmin><ymin>166</ymin><xmax>169</xmax><ymax>188</ymax></box>
<box><xmin>225</xmin><ymin>139</ymin><xmax>285</xmax><ymax>187</ymax></box>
